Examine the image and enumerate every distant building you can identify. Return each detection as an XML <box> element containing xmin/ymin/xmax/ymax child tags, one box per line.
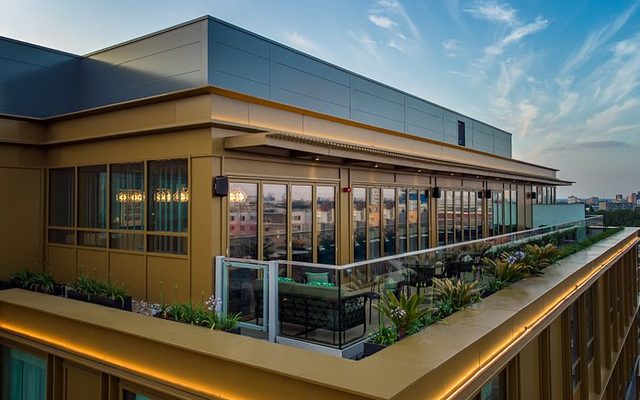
<box><xmin>567</xmin><ymin>195</ymin><xmax>580</xmax><ymax>204</ymax></box>
<box><xmin>585</xmin><ymin>196</ymin><xmax>599</xmax><ymax>205</ymax></box>
<box><xmin>627</xmin><ymin>193</ymin><xmax>637</xmax><ymax>204</ymax></box>
<box><xmin>600</xmin><ymin>201</ymin><xmax>635</xmax><ymax>211</ymax></box>
<box><xmin>615</xmin><ymin>194</ymin><xmax>624</xmax><ymax>203</ymax></box>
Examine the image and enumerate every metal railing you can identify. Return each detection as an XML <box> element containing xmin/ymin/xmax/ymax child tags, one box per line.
<box><xmin>215</xmin><ymin>217</ymin><xmax>601</xmax><ymax>349</ymax></box>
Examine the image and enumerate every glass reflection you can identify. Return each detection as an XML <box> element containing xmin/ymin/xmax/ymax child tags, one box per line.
<box><xmin>368</xmin><ymin>188</ymin><xmax>381</xmax><ymax>259</ymax></box>
<box><xmin>229</xmin><ymin>182</ymin><xmax>258</xmax><ymax>259</ymax></box>
<box><xmin>263</xmin><ymin>184</ymin><xmax>288</xmax><ymax>261</ymax></box>
<box><xmin>353</xmin><ymin>188</ymin><xmax>367</xmax><ymax>262</ymax></box>
<box><xmin>317</xmin><ymin>186</ymin><xmax>335</xmax><ymax>264</ymax></box>
<box><xmin>408</xmin><ymin>189</ymin><xmax>418</xmax><ymax>251</ymax></box>
<box><xmin>383</xmin><ymin>188</ymin><xmax>396</xmax><ymax>255</ymax></box>
<box><xmin>292</xmin><ymin>185</ymin><xmax>312</xmax><ymax>262</ymax></box>
<box><xmin>398</xmin><ymin>189</ymin><xmax>407</xmax><ymax>253</ymax></box>
<box><xmin>419</xmin><ymin>190</ymin><xmax>429</xmax><ymax>249</ymax></box>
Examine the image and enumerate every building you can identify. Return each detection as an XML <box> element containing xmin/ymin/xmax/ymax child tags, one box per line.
<box><xmin>627</xmin><ymin>193</ymin><xmax>637</xmax><ymax>205</ymax></box>
<box><xmin>2</xmin><ymin>16</ymin><xmax>633</xmax><ymax>400</ymax></box>
<box><xmin>567</xmin><ymin>195</ymin><xmax>581</xmax><ymax>204</ymax></box>
<box><xmin>600</xmin><ymin>201</ymin><xmax>635</xmax><ymax>211</ymax></box>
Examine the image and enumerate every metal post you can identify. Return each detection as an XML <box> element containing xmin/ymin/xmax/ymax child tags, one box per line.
<box><xmin>214</xmin><ymin>256</ymin><xmax>225</xmax><ymax>313</ymax></box>
<box><xmin>267</xmin><ymin>261</ymin><xmax>279</xmax><ymax>342</ymax></box>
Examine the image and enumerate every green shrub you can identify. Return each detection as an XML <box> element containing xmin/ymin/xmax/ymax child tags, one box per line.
<box><xmin>369</xmin><ymin>325</ymin><xmax>398</xmax><ymax>345</ymax></box>
<box><xmin>483</xmin><ymin>257</ymin><xmax>528</xmax><ymax>289</ymax></box>
<box><xmin>522</xmin><ymin>243</ymin><xmax>559</xmax><ymax>275</ymax></box>
<box><xmin>71</xmin><ymin>275</ymin><xmax>128</xmax><ymax>306</ymax></box>
<box><xmin>432</xmin><ymin>277</ymin><xmax>480</xmax><ymax>313</ymax></box>
<box><xmin>11</xmin><ymin>269</ymin><xmax>56</xmax><ymax>294</ymax></box>
<box><xmin>162</xmin><ymin>300</ymin><xmax>240</xmax><ymax>331</ymax></box>
<box><xmin>374</xmin><ymin>291</ymin><xmax>430</xmax><ymax>338</ymax></box>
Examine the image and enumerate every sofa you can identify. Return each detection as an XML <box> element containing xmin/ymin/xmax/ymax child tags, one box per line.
<box><xmin>254</xmin><ymin>279</ymin><xmax>367</xmax><ymax>346</ymax></box>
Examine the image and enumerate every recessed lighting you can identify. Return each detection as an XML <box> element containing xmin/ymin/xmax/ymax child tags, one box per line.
<box><xmin>417</xmin><ymin>169</ymin><xmax>422</xmax><ymax>173</ymax></box>
<box><xmin>374</xmin><ymin>164</ymin><xmax>379</xmax><ymax>168</ymax></box>
<box><xmin>450</xmin><ymin>173</ymin><xmax>454</xmax><ymax>176</ymax></box>
<box><xmin>314</xmin><ymin>156</ymin><xmax>320</xmax><ymax>161</ymax></box>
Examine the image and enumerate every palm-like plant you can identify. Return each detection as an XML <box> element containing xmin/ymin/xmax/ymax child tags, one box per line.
<box><xmin>432</xmin><ymin>277</ymin><xmax>480</xmax><ymax>313</ymax></box>
<box><xmin>374</xmin><ymin>291</ymin><xmax>430</xmax><ymax>338</ymax></box>
<box><xmin>522</xmin><ymin>243</ymin><xmax>559</xmax><ymax>274</ymax></box>
<box><xmin>483</xmin><ymin>257</ymin><xmax>528</xmax><ymax>291</ymax></box>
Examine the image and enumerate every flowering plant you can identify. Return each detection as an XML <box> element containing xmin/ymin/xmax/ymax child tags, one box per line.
<box><xmin>375</xmin><ymin>291</ymin><xmax>430</xmax><ymax>338</ymax></box>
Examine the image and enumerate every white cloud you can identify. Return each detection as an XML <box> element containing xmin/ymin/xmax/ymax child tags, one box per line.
<box><xmin>562</xmin><ymin>1</ymin><xmax>639</xmax><ymax>74</ymax></box>
<box><xmin>464</xmin><ymin>1</ymin><xmax>518</xmax><ymax>25</ymax></box>
<box><xmin>284</xmin><ymin>31</ymin><xmax>322</xmax><ymax>56</ymax></box>
<box><xmin>387</xmin><ymin>40</ymin><xmax>405</xmax><ymax>51</ymax></box>
<box><xmin>485</xmin><ymin>16</ymin><xmax>549</xmax><ymax>55</ymax></box>
<box><xmin>369</xmin><ymin>14</ymin><xmax>396</xmax><ymax>29</ymax></box>
<box><xmin>586</xmin><ymin>98</ymin><xmax>640</xmax><ymax>129</ymax></box>
<box><xmin>442</xmin><ymin>39</ymin><xmax>463</xmax><ymax>57</ymax></box>
<box><xmin>517</xmin><ymin>100</ymin><xmax>539</xmax><ymax>137</ymax></box>
<box><xmin>373</xmin><ymin>0</ymin><xmax>420</xmax><ymax>40</ymax></box>
<box><xmin>348</xmin><ymin>30</ymin><xmax>380</xmax><ymax>60</ymax></box>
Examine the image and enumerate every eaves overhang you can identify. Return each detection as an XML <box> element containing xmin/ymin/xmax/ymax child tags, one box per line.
<box><xmin>224</xmin><ymin>131</ymin><xmax>573</xmax><ymax>186</ymax></box>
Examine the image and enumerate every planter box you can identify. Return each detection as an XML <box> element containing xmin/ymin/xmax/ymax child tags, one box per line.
<box><xmin>156</xmin><ymin>313</ymin><xmax>240</xmax><ymax>334</ymax></box>
<box><xmin>362</xmin><ymin>342</ymin><xmax>387</xmax><ymax>358</ymax></box>
<box><xmin>0</xmin><ymin>281</ymin><xmax>14</xmax><ymax>291</ymax></box>
<box><xmin>67</xmin><ymin>290</ymin><xmax>132</xmax><ymax>311</ymax></box>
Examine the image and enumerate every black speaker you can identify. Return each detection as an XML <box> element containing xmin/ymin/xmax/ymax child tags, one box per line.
<box><xmin>213</xmin><ymin>176</ymin><xmax>229</xmax><ymax>197</ymax></box>
<box><xmin>485</xmin><ymin>189</ymin><xmax>492</xmax><ymax>199</ymax></box>
<box><xmin>431</xmin><ymin>186</ymin><xmax>441</xmax><ymax>199</ymax></box>
<box><xmin>477</xmin><ymin>191</ymin><xmax>484</xmax><ymax>199</ymax></box>
<box><xmin>424</xmin><ymin>189</ymin><xmax>430</xmax><ymax>198</ymax></box>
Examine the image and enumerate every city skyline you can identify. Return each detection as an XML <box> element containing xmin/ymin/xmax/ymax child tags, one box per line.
<box><xmin>2</xmin><ymin>0</ymin><xmax>639</xmax><ymax>197</ymax></box>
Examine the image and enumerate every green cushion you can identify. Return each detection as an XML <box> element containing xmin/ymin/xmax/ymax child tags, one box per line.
<box><xmin>305</xmin><ymin>272</ymin><xmax>329</xmax><ymax>284</ymax></box>
<box><xmin>383</xmin><ymin>277</ymin><xmax>397</xmax><ymax>290</ymax></box>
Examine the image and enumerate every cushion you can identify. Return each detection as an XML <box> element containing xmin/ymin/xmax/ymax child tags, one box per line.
<box><xmin>305</xmin><ymin>272</ymin><xmax>329</xmax><ymax>284</ymax></box>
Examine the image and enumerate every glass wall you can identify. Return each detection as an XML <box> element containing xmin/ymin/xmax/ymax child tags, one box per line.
<box><xmin>229</xmin><ymin>182</ymin><xmax>258</xmax><ymax>259</ymax></box>
<box><xmin>48</xmin><ymin>159</ymin><xmax>189</xmax><ymax>254</ymax></box>
<box><xmin>473</xmin><ymin>368</ymin><xmax>506</xmax><ymax>399</ymax></box>
<box><xmin>317</xmin><ymin>186</ymin><xmax>336</xmax><ymax>264</ymax></box>
<box><xmin>419</xmin><ymin>190</ymin><xmax>429</xmax><ymax>248</ymax></box>
<box><xmin>368</xmin><ymin>188</ymin><xmax>381</xmax><ymax>259</ymax></box>
<box><xmin>353</xmin><ymin>188</ymin><xmax>367</xmax><ymax>262</ymax></box>
<box><xmin>263</xmin><ymin>184</ymin><xmax>287</xmax><ymax>261</ymax></box>
<box><xmin>397</xmin><ymin>189</ymin><xmax>407</xmax><ymax>253</ymax></box>
<box><xmin>383</xmin><ymin>188</ymin><xmax>396</xmax><ymax>256</ymax></box>
<box><xmin>408</xmin><ymin>189</ymin><xmax>419</xmax><ymax>251</ymax></box>
<box><xmin>438</xmin><ymin>193</ymin><xmax>445</xmax><ymax>246</ymax></box>
<box><xmin>147</xmin><ymin>160</ymin><xmax>188</xmax><ymax>254</ymax></box>
<box><xmin>292</xmin><ymin>185</ymin><xmax>312</xmax><ymax>262</ymax></box>
<box><xmin>229</xmin><ymin>181</ymin><xmax>337</xmax><ymax>264</ymax></box>
<box><xmin>49</xmin><ymin>168</ymin><xmax>75</xmax><ymax>245</ymax></box>
<box><xmin>110</xmin><ymin>163</ymin><xmax>145</xmax><ymax>251</ymax></box>
<box><xmin>1</xmin><ymin>345</ymin><xmax>47</xmax><ymax>400</ymax></box>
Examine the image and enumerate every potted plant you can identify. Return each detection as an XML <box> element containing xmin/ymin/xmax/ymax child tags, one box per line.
<box><xmin>10</xmin><ymin>269</ymin><xmax>64</xmax><ymax>295</ymax></box>
<box><xmin>431</xmin><ymin>277</ymin><xmax>481</xmax><ymax>314</ymax></box>
<box><xmin>363</xmin><ymin>325</ymin><xmax>397</xmax><ymax>357</ymax></box>
<box><xmin>67</xmin><ymin>275</ymin><xmax>132</xmax><ymax>311</ymax></box>
<box><xmin>158</xmin><ymin>295</ymin><xmax>241</xmax><ymax>334</ymax></box>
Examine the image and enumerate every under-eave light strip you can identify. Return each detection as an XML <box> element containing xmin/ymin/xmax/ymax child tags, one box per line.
<box><xmin>441</xmin><ymin>236</ymin><xmax>638</xmax><ymax>400</ymax></box>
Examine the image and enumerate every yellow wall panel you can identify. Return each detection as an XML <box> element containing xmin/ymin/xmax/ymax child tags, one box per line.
<box><xmin>0</xmin><ymin>167</ymin><xmax>43</xmax><ymax>279</ymax></box>
<box><xmin>76</xmin><ymin>248</ymin><xmax>108</xmax><ymax>281</ymax></box>
<box><xmin>190</xmin><ymin>157</ymin><xmax>214</xmax><ymax>303</ymax></box>
<box><xmin>224</xmin><ymin>157</ymin><xmax>339</xmax><ymax>181</ymax></box>
<box><xmin>64</xmin><ymin>363</ymin><xmax>102</xmax><ymax>400</ymax></box>
<box><xmin>147</xmin><ymin>256</ymin><xmax>189</xmax><ymax>304</ymax></box>
<box><xmin>109</xmin><ymin>252</ymin><xmax>146</xmax><ymax>300</ymax></box>
<box><xmin>549</xmin><ymin>317</ymin><xmax>566</xmax><ymax>400</ymax></box>
<box><xmin>519</xmin><ymin>337</ymin><xmax>541</xmax><ymax>400</ymax></box>
<box><xmin>47</xmin><ymin>246</ymin><xmax>76</xmax><ymax>284</ymax></box>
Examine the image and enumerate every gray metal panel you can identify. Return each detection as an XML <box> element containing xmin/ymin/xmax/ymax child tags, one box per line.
<box><xmin>470</xmin><ymin>121</ymin><xmax>495</xmax><ymax>153</ymax></box>
<box><xmin>209</xmin><ymin>20</ymin><xmax>270</xmax><ymax>99</ymax></box>
<box><xmin>270</xmin><ymin>44</ymin><xmax>350</xmax><ymax>118</ymax></box>
<box><xmin>0</xmin><ymin>38</ymin><xmax>80</xmax><ymax>117</ymax></box>
<box><xmin>494</xmin><ymin>131</ymin><xmax>511</xmax><ymax>157</ymax></box>
<box><xmin>80</xmin><ymin>19</ymin><xmax>207</xmax><ymax>109</ymax></box>
<box><xmin>350</xmin><ymin>76</ymin><xmax>404</xmax><ymax>132</ymax></box>
<box><xmin>405</xmin><ymin>96</ymin><xmax>445</xmax><ymax>142</ymax></box>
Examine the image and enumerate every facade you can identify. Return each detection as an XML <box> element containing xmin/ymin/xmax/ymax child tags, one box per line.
<box><xmin>4</xmin><ymin>16</ymin><xmax>634</xmax><ymax>400</ymax></box>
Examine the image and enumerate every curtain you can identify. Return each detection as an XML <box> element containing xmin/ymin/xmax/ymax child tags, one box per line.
<box><xmin>2</xmin><ymin>346</ymin><xmax>47</xmax><ymax>400</ymax></box>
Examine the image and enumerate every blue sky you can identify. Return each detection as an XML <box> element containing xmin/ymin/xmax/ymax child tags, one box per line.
<box><xmin>2</xmin><ymin>0</ymin><xmax>640</xmax><ymax>198</ymax></box>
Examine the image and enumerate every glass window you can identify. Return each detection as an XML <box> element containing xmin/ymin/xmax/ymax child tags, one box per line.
<box><xmin>398</xmin><ymin>189</ymin><xmax>407</xmax><ymax>253</ymax></box>
<box><xmin>446</xmin><ymin>190</ymin><xmax>454</xmax><ymax>245</ymax></box>
<box><xmin>419</xmin><ymin>190</ymin><xmax>429</xmax><ymax>249</ymax></box>
<box><xmin>474</xmin><ymin>369</ymin><xmax>506</xmax><ymax>400</ymax></box>
<box><xmin>383</xmin><ymin>188</ymin><xmax>396</xmax><ymax>255</ymax></box>
<box><xmin>408</xmin><ymin>189</ymin><xmax>418</xmax><ymax>251</ymax></box>
<box><xmin>49</xmin><ymin>168</ymin><xmax>74</xmax><ymax>227</ymax></box>
<box><xmin>148</xmin><ymin>159</ymin><xmax>188</xmax><ymax>233</ymax></box>
<box><xmin>316</xmin><ymin>186</ymin><xmax>335</xmax><ymax>265</ymax></box>
<box><xmin>467</xmin><ymin>191</ymin><xmax>475</xmax><ymax>240</ymax></box>
<box><xmin>1</xmin><ymin>345</ymin><xmax>47</xmax><ymax>400</ymax></box>
<box><xmin>229</xmin><ymin>182</ymin><xmax>258</xmax><ymax>259</ymax></box>
<box><xmin>48</xmin><ymin>229</ymin><xmax>74</xmax><ymax>245</ymax></box>
<box><xmin>111</xmin><ymin>163</ymin><xmax>144</xmax><ymax>231</ymax></box>
<box><xmin>476</xmin><ymin>192</ymin><xmax>484</xmax><ymax>239</ymax></box>
<box><xmin>263</xmin><ymin>184</ymin><xmax>288</xmax><ymax>261</ymax></box>
<box><xmin>437</xmin><ymin>193</ymin><xmax>445</xmax><ymax>246</ymax></box>
<box><xmin>353</xmin><ymin>188</ymin><xmax>367</xmax><ymax>262</ymax></box>
<box><xmin>292</xmin><ymin>185</ymin><xmax>312</xmax><ymax>263</ymax></box>
<box><xmin>368</xmin><ymin>188</ymin><xmax>381</xmax><ymax>259</ymax></box>
<box><xmin>78</xmin><ymin>232</ymin><xmax>107</xmax><ymax>248</ymax></box>
<box><xmin>504</xmin><ymin>190</ymin><xmax>512</xmax><ymax>233</ymax></box>
<box><xmin>78</xmin><ymin>165</ymin><xmax>107</xmax><ymax>229</ymax></box>
<box><xmin>110</xmin><ymin>233</ymin><xmax>144</xmax><ymax>251</ymax></box>
<box><xmin>123</xmin><ymin>390</ymin><xmax>153</xmax><ymax>400</ymax></box>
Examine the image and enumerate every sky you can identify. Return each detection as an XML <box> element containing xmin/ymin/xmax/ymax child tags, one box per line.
<box><xmin>2</xmin><ymin>0</ymin><xmax>640</xmax><ymax>198</ymax></box>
